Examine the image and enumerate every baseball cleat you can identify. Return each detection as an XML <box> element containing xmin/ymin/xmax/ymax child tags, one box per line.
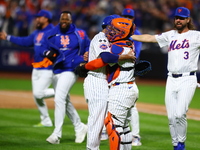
<box><xmin>177</xmin><ymin>142</ymin><xmax>185</xmax><ymax>150</ymax></box>
<box><xmin>75</xmin><ymin>124</ymin><xmax>88</xmax><ymax>143</ymax></box>
<box><xmin>33</xmin><ymin>122</ymin><xmax>53</xmax><ymax>127</ymax></box>
<box><xmin>132</xmin><ymin>136</ymin><xmax>142</xmax><ymax>146</ymax></box>
<box><xmin>46</xmin><ymin>134</ymin><xmax>60</xmax><ymax>144</ymax></box>
<box><xmin>174</xmin><ymin>146</ymin><xmax>178</xmax><ymax>150</ymax></box>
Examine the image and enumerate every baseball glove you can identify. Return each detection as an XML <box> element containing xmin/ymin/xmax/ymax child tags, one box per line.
<box><xmin>74</xmin><ymin>64</ymin><xmax>89</xmax><ymax>77</ymax></box>
<box><xmin>134</xmin><ymin>60</ymin><xmax>152</xmax><ymax>76</ymax></box>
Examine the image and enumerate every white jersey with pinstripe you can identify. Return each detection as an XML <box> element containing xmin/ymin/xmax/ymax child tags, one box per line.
<box><xmin>155</xmin><ymin>30</ymin><xmax>200</xmax><ymax>146</ymax></box>
<box><xmin>107</xmin><ymin>46</ymin><xmax>139</xmax><ymax>150</ymax></box>
<box><xmin>84</xmin><ymin>31</ymin><xmax>110</xmax><ymax>150</ymax></box>
<box><xmin>155</xmin><ymin>30</ymin><xmax>200</xmax><ymax>74</ymax></box>
<box><xmin>87</xmin><ymin>32</ymin><xmax>111</xmax><ymax>79</ymax></box>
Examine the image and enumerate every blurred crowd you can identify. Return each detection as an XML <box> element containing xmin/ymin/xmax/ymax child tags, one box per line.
<box><xmin>0</xmin><ymin>0</ymin><xmax>200</xmax><ymax>40</ymax></box>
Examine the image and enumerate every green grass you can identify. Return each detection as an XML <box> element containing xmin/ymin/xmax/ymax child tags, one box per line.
<box><xmin>0</xmin><ymin>77</ymin><xmax>200</xmax><ymax>149</ymax></box>
<box><xmin>0</xmin><ymin>109</ymin><xmax>199</xmax><ymax>150</ymax></box>
<box><xmin>1</xmin><ymin>77</ymin><xmax>200</xmax><ymax>109</ymax></box>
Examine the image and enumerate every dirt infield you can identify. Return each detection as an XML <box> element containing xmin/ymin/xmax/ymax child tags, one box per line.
<box><xmin>0</xmin><ymin>71</ymin><xmax>200</xmax><ymax>121</ymax></box>
<box><xmin>1</xmin><ymin>90</ymin><xmax>200</xmax><ymax>121</ymax></box>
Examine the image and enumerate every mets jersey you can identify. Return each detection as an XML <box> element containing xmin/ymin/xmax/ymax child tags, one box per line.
<box><xmin>87</xmin><ymin>32</ymin><xmax>111</xmax><ymax>79</ymax></box>
<box><xmin>108</xmin><ymin>46</ymin><xmax>135</xmax><ymax>85</ymax></box>
<box><xmin>7</xmin><ymin>23</ymin><xmax>54</xmax><ymax>70</ymax></box>
<box><xmin>155</xmin><ymin>30</ymin><xmax>200</xmax><ymax>74</ymax></box>
<box><xmin>41</xmin><ymin>23</ymin><xmax>90</xmax><ymax>74</ymax></box>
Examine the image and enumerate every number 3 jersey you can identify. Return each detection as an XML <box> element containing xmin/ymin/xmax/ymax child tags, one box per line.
<box><xmin>155</xmin><ymin>30</ymin><xmax>200</xmax><ymax>74</ymax></box>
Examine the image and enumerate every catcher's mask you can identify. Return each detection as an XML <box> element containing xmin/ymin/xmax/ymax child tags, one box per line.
<box><xmin>105</xmin><ymin>18</ymin><xmax>133</xmax><ymax>42</ymax></box>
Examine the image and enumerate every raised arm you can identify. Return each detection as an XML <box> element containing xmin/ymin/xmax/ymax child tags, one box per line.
<box><xmin>130</xmin><ymin>34</ymin><xmax>157</xmax><ymax>43</ymax></box>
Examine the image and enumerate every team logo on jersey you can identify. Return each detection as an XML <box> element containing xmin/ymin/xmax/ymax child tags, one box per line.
<box><xmin>100</xmin><ymin>44</ymin><xmax>108</xmax><ymax>50</ymax></box>
<box><xmin>77</xmin><ymin>30</ymin><xmax>85</xmax><ymax>39</ymax></box>
<box><xmin>60</xmin><ymin>35</ymin><xmax>70</xmax><ymax>47</ymax></box>
<box><xmin>36</xmin><ymin>32</ymin><xmax>44</xmax><ymax>43</ymax></box>
<box><xmin>168</xmin><ymin>39</ymin><xmax>189</xmax><ymax>52</ymax></box>
<box><xmin>99</xmin><ymin>39</ymin><xmax>108</xmax><ymax>50</ymax></box>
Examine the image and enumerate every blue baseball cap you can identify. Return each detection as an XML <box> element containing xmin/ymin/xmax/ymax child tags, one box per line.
<box><xmin>174</xmin><ymin>7</ymin><xmax>190</xmax><ymax>18</ymax></box>
<box><xmin>122</xmin><ymin>8</ymin><xmax>134</xmax><ymax>17</ymax></box>
<box><xmin>35</xmin><ymin>9</ymin><xmax>52</xmax><ymax>20</ymax></box>
<box><xmin>102</xmin><ymin>14</ymin><xmax>120</xmax><ymax>28</ymax></box>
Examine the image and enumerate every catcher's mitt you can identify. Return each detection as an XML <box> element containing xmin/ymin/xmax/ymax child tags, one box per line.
<box><xmin>74</xmin><ymin>64</ymin><xmax>89</xmax><ymax>77</ymax></box>
<box><xmin>134</xmin><ymin>60</ymin><xmax>152</xmax><ymax>76</ymax></box>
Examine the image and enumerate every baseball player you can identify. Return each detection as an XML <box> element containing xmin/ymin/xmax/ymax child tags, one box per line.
<box><xmin>39</xmin><ymin>11</ymin><xmax>90</xmax><ymax>144</ymax></box>
<box><xmin>104</xmin><ymin>17</ymin><xmax>139</xmax><ymax>150</ymax></box>
<box><xmin>0</xmin><ymin>10</ymin><xmax>81</xmax><ymax>131</ymax></box>
<box><xmin>83</xmin><ymin>15</ymin><xmax>136</xmax><ymax>150</ymax></box>
<box><xmin>0</xmin><ymin>10</ymin><xmax>54</xmax><ymax>127</ymax></box>
<box><xmin>121</xmin><ymin>8</ymin><xmax>142</xmax><ymax>146</ymax></box>
<box><xmin>81</xmin><ymin>17</ymin><xmax>138</xmax><ymax>150</ymax></box>
<box><xmin>130</xmin><ymin>7</ymin><xmax>200</xmax><ymax>150</ymax></box>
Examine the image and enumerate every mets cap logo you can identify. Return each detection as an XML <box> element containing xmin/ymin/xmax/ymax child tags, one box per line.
<box><xmin>178</xmin><ymin>8</ymin><xmax>182</xmax><ymax>13</ymax></box>
<box><xmin>126</xmin><ymin>9</ymin><xmax>131</xmax><ymax>13</ymax></box>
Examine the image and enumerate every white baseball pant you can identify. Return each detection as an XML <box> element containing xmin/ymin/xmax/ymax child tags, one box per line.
<box><xmin>32</xmin><ymin>68</ymin><xmax>54</xmax><ymax>125</ymax></box>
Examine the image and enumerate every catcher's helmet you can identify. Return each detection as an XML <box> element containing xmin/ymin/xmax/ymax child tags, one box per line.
<box><xmin>105</xmin><ymin>18</ymin><xmax>133</xmax><ymax>42</ymax></box>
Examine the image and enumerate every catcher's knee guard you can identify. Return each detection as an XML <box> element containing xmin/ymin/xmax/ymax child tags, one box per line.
<box><xmin>104</xmin><ymin>112</ymin><xmax>120</xmax><ymax>150</ymax></box>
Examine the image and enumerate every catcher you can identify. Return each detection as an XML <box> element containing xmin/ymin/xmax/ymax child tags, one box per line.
<box><xmin>76</xmin><ymin>17</ymin><xmax>151</xmax><ymax>150</ymax></box>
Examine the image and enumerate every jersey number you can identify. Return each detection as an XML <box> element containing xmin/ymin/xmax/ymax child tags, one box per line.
<box><xmin>184</xmin><ymin>51</ymin><xmax>189</xmax><ymax>60</ymax></box>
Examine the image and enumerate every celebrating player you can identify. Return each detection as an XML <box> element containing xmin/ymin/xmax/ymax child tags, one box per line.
<box><xmin>121</xmin><ymin>8</ymin><xmax>142</xmax><ymax>146</ymax></box>
<box><xmin>0</xmin><ymin>10</ymin><xmax>55</xmax><ymax>127</ymax></box>
<box><xmin>77</xmin><ymin>17</ymin><xmax>138</xmax><ymax>150</ymax></box>
<box><xmin>81</xmin><ymin>15</ymin><xmax>136</xmax><ymax>150</ymax></box>
<box><xmin>130</xmin><ymin>7</ymin><xmax>199</xmax><ymax>150</ymax></box>
<box><xmin>39</xmin><ymin>11</ymin><xmax>90</xmax><ymax>144</ymax></box>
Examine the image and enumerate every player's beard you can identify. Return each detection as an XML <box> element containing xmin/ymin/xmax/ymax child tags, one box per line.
<box><xmin>36</xmin><ymin>23</ymin><xmax>43</xmax><ymax>30</ymax></box>
<box><xmin>175</xmin><ymin>23</ymin><xmax>187</xmax><ymax>31</ymax></box>
<box><xmin>60</xmin><ymin>23</ymin><xmax>70</xmax><ymax>33</ymax></box>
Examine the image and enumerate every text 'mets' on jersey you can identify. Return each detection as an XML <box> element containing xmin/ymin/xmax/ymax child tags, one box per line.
<box><xmin>155</xmin><ymin>30</ymin><xmax>200</xmax><ymax>74</ymax></box>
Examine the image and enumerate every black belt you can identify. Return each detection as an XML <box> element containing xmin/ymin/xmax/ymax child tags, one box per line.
<box><xmin>172</xmin><ymin>72</ymin><xmax>195</xmax><ymax>78</ymax></box>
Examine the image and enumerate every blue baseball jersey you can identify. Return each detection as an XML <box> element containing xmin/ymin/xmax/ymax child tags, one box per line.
<box><xmin>8</xmin><ymin>23</ymin><xmax>54</xmax><ymax>70</ymax></box>
<box><xmin>41</xmin><ymin>23</ymin><xmax>90</xmax><ymax>74</ymax></box>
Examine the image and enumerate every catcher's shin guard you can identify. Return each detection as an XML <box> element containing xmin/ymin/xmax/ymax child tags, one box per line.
<box><xmin>104</xmin><ymin>112</ymin><xmax>120</xmax><ymax>150</ymax></box>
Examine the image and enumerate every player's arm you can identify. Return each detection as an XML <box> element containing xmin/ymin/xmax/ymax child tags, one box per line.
<box><xmin>130</xmin><ymin>34</ymin><xmax>157</xmax><ymax>43</ymax></box>
<box><xmin>0</xmin><ymin>30</ymin><xmax>35</xmax><ymax>46</ymax></box>
<box><xmin>75</xmin><ymin>52</ymin><xmax>133</xmax><ymax>77</ymax></box>
<box><xmin>85</xmin><ymin>50</ymin><xmax>135</xmax><ymax>70</ymax></box>
<box><xmin>118</xmin><ymin>50</ymin><xmax>135</xmax><ymax>61</ymax></box>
